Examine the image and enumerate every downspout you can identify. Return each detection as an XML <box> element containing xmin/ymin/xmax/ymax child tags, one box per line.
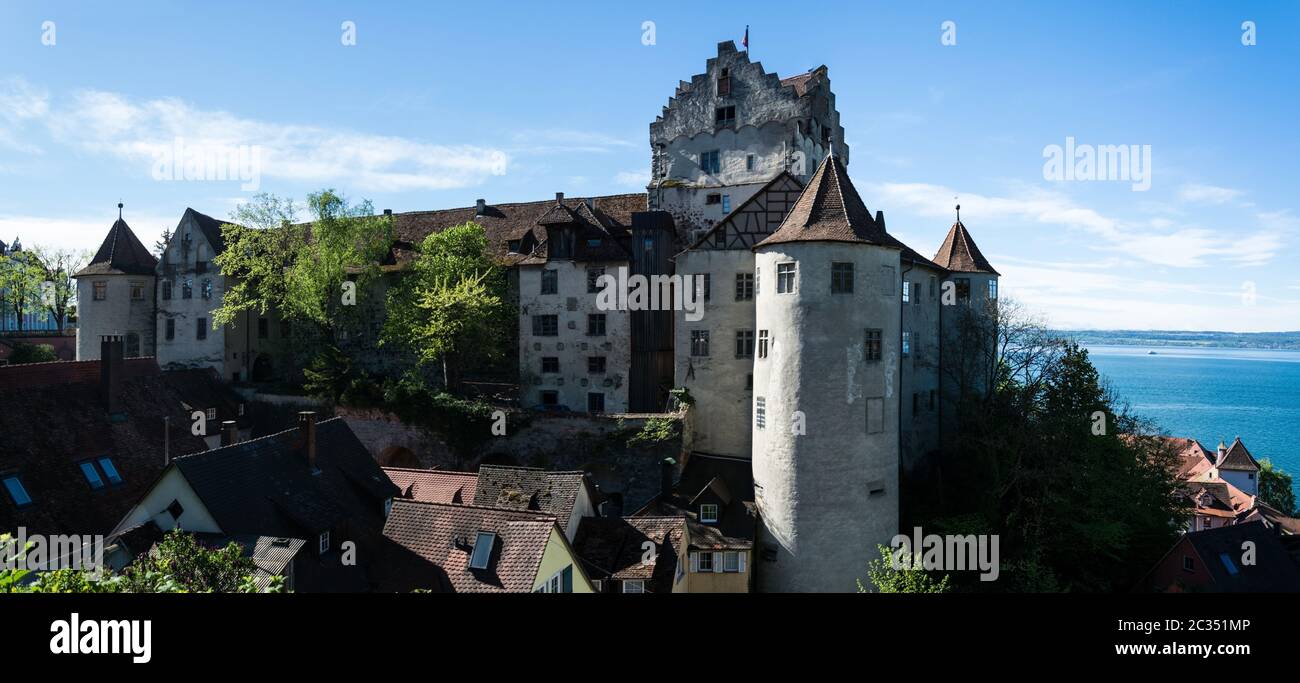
<box><xmin>899</xmin><ymin>259</ymin><xmax>913</xmax><ymax>500</ymax></box>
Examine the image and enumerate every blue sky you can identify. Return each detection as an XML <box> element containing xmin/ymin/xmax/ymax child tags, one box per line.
<box><xmin>1</xmin><ymin>1</ymin><xmax>1296</xmax><ymax>331</ymax></box>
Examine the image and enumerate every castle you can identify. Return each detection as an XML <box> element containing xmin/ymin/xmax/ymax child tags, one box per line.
<box><xmin>73</xmin><ymin>41</ymin><xmax>999</xmax><ymax>591</ymax></box>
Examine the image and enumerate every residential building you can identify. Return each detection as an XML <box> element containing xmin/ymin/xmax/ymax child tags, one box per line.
<box><xmin>1140</xmin><ymin>521</ymin><xmax>1300</xmax><ymax>592</ymax></box>
<box><xmin>376</xmin><ymin>499</ymin><xmax>594</xmax><ymax>593</ymax></box>
<box><xmin>111</xmin><ymin>412</ymin><xmax>398</xmax><ymax>592</ymax></box>
<box><xmin>471</xmin><ymin>464</ymin><xmax>598</xmax><ymax>541</ymax></box>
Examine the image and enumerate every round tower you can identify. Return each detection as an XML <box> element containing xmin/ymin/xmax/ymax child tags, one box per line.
<box><xmin>72</xmin><ymin>206</ymin><xmax>159</xmax><ymax>360</ymax></box>
<box><xmin>751</xmin><ymin>154</ymin><xmax>901</xmax><ymax>592</ymax></box>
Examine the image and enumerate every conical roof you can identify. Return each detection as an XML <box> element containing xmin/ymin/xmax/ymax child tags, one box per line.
<box><xmin>755</xmin><ymin>153</ymin><xmax>904</xmax><ymax>250</ymax></box>
<box><xmin>933</xmin><ymin>220</ymin><xmax>998</xmax><ymax>275</ymax></box>
<box><xmin>75</xmin><ymin>217</ymin><xmax>158</xmax><ymax>277</ymax></box>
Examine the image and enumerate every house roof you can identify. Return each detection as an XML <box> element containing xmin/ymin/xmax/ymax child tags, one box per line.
<box><xmin>0</xmin><ymin>361</ymin><xmax>217</xmax><ymax>536</ymax></box>
<box><xmin>75</xmin><ymin>218</ymin><xmax>158</xmax><ymax>277</ymax></box>
<box><xmin>171</xmin><ymin>417</ymin><xmax>397</xmax><ymax>544</ymax></box>
<box><xmin>932</xmin><ymin>220</ymin><xmax>999</xmax><ymax>275</ymax></box>
<box><xmin>632</xmin><ymin>453</ymin><xmax>755</xmax><ymax>550</ymax></box>
<box><xmin>1217</xmin><ymin>437</ymin><xmax>1260</xmax><ymax>472</ymax></box>
<box><xmin>472</xmin><ymin>465</ymin><xmax>592</xmax><ymax>527</ymax></box>
<box><xmin>378</xmin><ymin>499</ymin><xmax>560</xmax><ymax>592</ymax></box>
<box><xmin>182</xmin><ymin>207</ymin><xmax>232</xmax><ymax>256</ymax></box>
<box><xmin>1162</xmin><ymin>436</ymin><xmax>1215</xmax><ymax>479</ymax></box>
<box><xmin>383</xmin><ymin>467</ymin><xmax>477</xmax><ymax>504</ymax></box>
<box><xmin>1183</xmin><ymin>521</ymin><xmax>1300</xmax><ymax>592</ymax></box>
<box><xmin>387</xmin><ymin>193</ymin><xmax>646</xmax><ymax>265</ymax></box>
<box><xmin>573</xmin><ymin>516</ymin><xmax>685</xmax><ymax>592</ymax></box>
<box><xmin>755</xmin><ymin>153</ymin><xmax>909</xmax><ymax>251</ymax></box>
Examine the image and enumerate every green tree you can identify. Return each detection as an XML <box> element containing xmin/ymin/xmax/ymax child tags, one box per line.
<box><xmin>2</xmin><ymin>530</ymin><xmax>283</xmax><ymax>593</ymax></box>
<box><xmin>0</xmin><ymin>249</ymin><xmax>47</xmax><ymax>332</ymax></box>
<box><xmin>383</xmin><ymin>222</ymin><xmax>507</xmax><ymax>391</ymax></box>
<box><xmin>1258</xmin><ymin>459</ymin><xmax>1296</xmax><ymax>516</ymax></box>
<box><xmin>7</xmin><ymin>342</ymin><xmax>57</xmax><ymax>364</ymax></box>
<box><xmin>32</xmin><ymin>246</ymin><xmax>88</xmax><ymax>332</ymax></box>
<box><xmin>213</xmin><ymin>190</ymin><xmax>393</xmax><ymax>349</ymax></box>
<box><xmin>859</xmin><ymin>544</ymin><xmax>952</xmax><ymax>593</ymax></box>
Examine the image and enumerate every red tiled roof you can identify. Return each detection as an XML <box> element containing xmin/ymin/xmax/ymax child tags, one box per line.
<box><xmin>0</xmin><ymin>357</ymin><xmax>159</xmax><ymax>390</ymax></box>
<box><xmin>573</xmin><ymin>516</ymin><xmax>685</xmax><ymax>592</ymax></box>
<box><xmin>932</xmin><ymin>220</ymin><xmax>999</xmax><ymax>275</ymax></box>
<box><xmin>383</xmin><ymin>467</ymin><xmax>477</xmax><ymax>505</ymax></box>
<box><xmin>380</xmin><ymin>500</ymin><xmax>559</xmax><ymax>593</ymax></box>
<box><xmin>755</xmin><ymin>153</ymin><xmax>908</xmax><ymax>251</ymax></box>
<box><xmin>1217</xmin><ymin>437</ymin><xmax>1260</xmax><ymax>472</ymax></box>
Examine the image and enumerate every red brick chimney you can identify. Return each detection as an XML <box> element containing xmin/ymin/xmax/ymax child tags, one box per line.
<box><xmin>100</xmin><ymin>335</ymin><xmax>124</xmax><ymax>414</ymax></box>
<box><xmin>298</xmin><ymin>411</ymin><xmax>318</xmax><ymax>471</ymax></box>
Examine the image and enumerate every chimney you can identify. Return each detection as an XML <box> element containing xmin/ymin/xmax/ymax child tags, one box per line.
<box><xmin>475</xmin><ymin>198</ymin><xmax>486</xmax><ymax>215</ymax></box>
<box><xmin>298</xmin><ymin>411</ymin><xmax>318</xmax><ymax>471</ymax></box>
<box><xmin>220</xmin><ymin>420</ymin><xmax>238</xmax><ymax>447</ymax></box>
<box><xmin>100</xmin><ymin>335</ymin><xmax>124</xmax><ymax>414</ymax></box>
<box><xmin>555</xmin><ymin>191</ymin><xmax>565</xmax><ymax>204</ymax></box>
<box><xmin>584</xmin><ymin>197</ymin><xmax>594</xmax><ymax>211</ymax></box>
<box><xmin>875</xmin><ymin>210</ymin><xmax>886</xmax><ymax>230</ymax></box>
<box><xmin>660</xmin><ymin>457</ymin><xmax>677</xmax><ymax>499</ymax></box>
<box><xmin>1216</xmin><ymin>440</ymin><xmax>1228</xmax><ymax>464</ymax></box>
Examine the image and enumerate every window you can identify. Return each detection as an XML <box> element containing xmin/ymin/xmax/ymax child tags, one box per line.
<box><xmin>746</xmin><ymin>154</ymin><xmax>755</xmax><ymax>172</ymax></box>
<box><xmin>902</xmin><ymin>331</ymin><xmax>911</xmax><ymax>357</ymax></box>
<box><xmin>988</xmin><ymin>279</ymin><xmax>998</xmax><ymax>299</ymax></box>
<box><xmin>735</xmin><ymin>273</ymin><xmax>754</xmax><ymax>301</ymax></box>
<box><xmin>318</xmin><ymin>531</ymin><xmax>330</xmax><ymax>554</ymax></box>
<box><xmin>755</xmin><ymin>397</ymin><xmax>766</xmax><ymax>429</ymax></box>
<box><xmin>715</xmin><ymin>105</ymin><xmax>736</xmax><ymax>127</ymax></box>
<box><xmin>735</xmin><ymin>330</ymin><xmax>754</xmax><ymax>358</ymax></box>
<box><xmin>79</xmin><ymin>462</ymin><xmax>105</xmax><ymax>490</ymax></box>
<box><xmin>587</xmin><ymin>313</ymin><xmax>607</xmax><ymax>336</ymax></box>
<box><xmin>776</xmin><ymin>262</ymin><xmax>796</xmax><ymax>293</ymax></box>
<box><xmin>161</xmin><ymin>280</ymin><xmax>172</xmax><ymax>300</ymax></box>
<box><xmin>165</xmin><ymin>319</ymin><xmax>175</xmax><ymax>341</ymax></box>
<box><xmin>541</xmin><ymin>357</ymin><xmax>560</xmax><ymax>373</ymax></box>
<box><xmin>196</xmin><ymin>260</ymin><xmax>209</xmax><ymax>274</ymax></box>
<box><xmin>258</xmin><ymin>318</ymin><xmax>269</xmax><ymax>339</ymax></box>
<box><xmin>540</xmin><ymin>270</ymin><xmax>558</xmax><ymax>295</ymax></box>
<box><xmin>587</xmin><ymin>392</ymin><xmax>605</xmax><ymax>413</ymax></box>
<box><xmin>588</xmin><ymin>356</ymin><xmax>606</xmax><ymax>374</ymax></box>
<box><xmin>384</xmin><ymin>498</ymin><xmax>393</xmax><ymax>518</ymax></box>
<box><xmin>3</xmin><ymin>475</ymin><xmax>32</xmax><ymax>507</ymax></box>
<box><xmin>696</xmin><ymin>273</ymin><xmax>711</xmax><ymax>302</ymax></box>
<box><xmin>1219</xmin><ymin>552</ymin><xmax>1239</xmax><ymax>576</ymax></box>
<box><xmin>541</xmin><ymin>391</ymin><xmax>559</xmax><ymax>407</ymax></box>
<box><xmin>864</xmin><ymin>329</ymin><xmax>882</xmax><ymax>361</ymax></box>
<box><xmin>912</xmin><ymin>393</ymin><xmax>919</xmax><ymax>414</ymax></box>
<box><xmin>755</xmin><ymin>267</ymin><xmax>760</xmax><ymax>295</ymax></box>
<box><xmin>724</xmin><ymin>551</ymin><xmax>742</xmax><ymax>572</ymax></box>
<box><xmin>98</xmin><ymin>457</ymin><xmax>122</xmax><ymax>484</ymax></box>
<box><xmin>902</xmin><ymin>280</ymin><xmax>911</xmax><ymax>303</ymax></box>
<box><xmin>201</xmin><ymin>279</ymin><xmax>213</xmax><ymax>299</ymax></box>
<box><xmin>623</xmin><ymin>580</ymin><xmax>646</xmax><ymax>593</ymax></box>
<box><xmin>197</xmin><ymin>318</ymin><xmax>207</xmax><ymax>340</ymax></box>
<box><xmin>182</xmin><ymin>279</ymin><xmax>193</xmax><ymax>299</ymax></box>
<box><xmin>955</xmin><ymin>278</ymin><xmax>971</xmax><ymax>304</ymax></box>
<box><xmin>93</xmin><ymin>281</ymin><xmax>107</xmax><ymax>301</ymax></box>
<box><xmin>758</xmin><ymin>330</ymin><xmax>769</xmax><ymax>359</ymax></box>
<box><xmin>697</xmin><ymin>551</ymin><xmax>714</xmax><ymax>572</ymax></box>
<box><xmin>592</xmin><ymin>580</ymin><xmax>603</xmax><ymax>592</ymax></box>
<box><xmin>717</xmin><ymin>67</ymin><xmax>731</xmax><ymax>95</ymax></box>
<box><xmin>930</xmin><ymin>275</ymin><xmax>937</xmax><ymax>298</ymax></box>
<box><xmin>706</xmin><ymin>193</ymin><xmax>722</xmax><ymax>205</ymax></box>
<box><xmin>721</xmin><ymin>195</ymin><xmax>731</xmax><ymax>213</ymax></box>
<box><xmin>700</xmin><ymin>150</ymin><xmax>720</xmax><ymax>175</ymax></box>
<box><xmin>206</xmin><ymin>407</ymin><xmax>217</xmax><ymax>422</ymax></box>
<box><xmin>165</xmin><ymin>499</ymin><xmax>184</xmax><ymax>521</ymax></box>
<box><xmin>867</xmin><ymin>397</ymin><xmax>885</xmax><ymax>434</ymax></box>
<box><xmin>533</xmin><ymin>315</ymin><xmax>558</xmax><ymax>337</ymax></box>
<box><xmin>469</xmin><ymin>531</ymin><xmax>495</xmax><ymax>569</ymax></box>
<box><xmin>586</xmin><ymin>267</ymin><xmax>605</xmax><ymax>294</ymax></box>
<box><xmin>690</xmin><ymin>330</ymin><xmax>710</xmax><ymax>357</ymax></box>
<box><xmin>700</xmin><ymin>503</ymin><xmax>719</xmax><ymax>523</ymax></box>
<box><xmin>1183</xmin><ymin>556</ymin><xmax>1195</xmax><ymax>572</ymax></box>
<box><xmin>831</xmin><ymin>262</ymin><xmax>854</xmax><ymax>293</ymax></box>
<box><xmin>508</xmin><ymin>240</ymin><xmax>522</xmax><ymax>253</ymax></box>
<box><xmin>129</xmin><ymin>282</ymin><xmax>145</xmax><ymax>301</ymax></box>
<box><xmin>586</xmin><ymin>238</ymin><xmax>602</xmax><ymax>248</ymax></box>
<box><xmin>537</xmin><ymin>566</ymin><xmax>574</xmax><ymax>593</ymax></box>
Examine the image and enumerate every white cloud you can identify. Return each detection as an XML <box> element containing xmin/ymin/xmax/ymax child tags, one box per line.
<box><xmin>19</xmin><ymin>80</ymin><xmax>508</xmax><ymax>192</ymax></box>
<box><xmin>866</xmin><ymin>181</ymin><xmax>1283</xmax><ymax>268</ymax></box>
<box><xmin>0</xmin><ymin>78</ymin><xmax>50</xmax><ymax>153</ymax></box>
<box><xmin>1178</xmin><ymin>183</ymin><xmax>1244</xmax><ymax>204</ymax></box>
<box><xmin>510</xmin><ymin>129</ymin><xmax>637</xmax><ymax>154</ymax></box>
<box><xmin>0</xmin><ymin>212</ymin><xmax>177</xmax><ymax>255</ymax></box>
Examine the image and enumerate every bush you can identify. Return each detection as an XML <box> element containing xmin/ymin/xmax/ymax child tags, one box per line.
<box><xmin>7</xmin><ymin>342</ymin><xmax>57</xmax><ymax>365</ymax></box>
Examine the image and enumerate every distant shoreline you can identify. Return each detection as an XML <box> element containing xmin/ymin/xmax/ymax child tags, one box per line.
<box><xmin>1058</xmin><ymin>330</ymin><xmax>1300</xmax><ymax>351</ymax></box>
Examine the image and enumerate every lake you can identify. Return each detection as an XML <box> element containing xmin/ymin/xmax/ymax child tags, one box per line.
<box><xmin>1086</xmin><ymin>345</ymin><xmax>1300</xmax><ymax>500</ymax></box>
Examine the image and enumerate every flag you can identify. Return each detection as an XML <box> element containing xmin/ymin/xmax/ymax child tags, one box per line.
<box><xmin>743</xmin><ymin>26</ymin><xmax>749</xmax><ymax>50</ymax></box>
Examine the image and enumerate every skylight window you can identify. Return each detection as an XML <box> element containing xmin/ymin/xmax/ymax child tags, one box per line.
<box><xmin>3</xmin><ymin>475</ymin><xmax>32</xmax><ymax>508</ymax></box>
<box><xmin>1219</xmin><ymin>552</ymin><xmax>1239</xmax><ymax>576</ymax></box>
<box><xmin>469</xmin><ymin>531</ymin><xmax>496</xmax><ymax>569</ymax></box>
<box><xmin>80</xmin><ymin>462</ymin><xmax>105</xmax><ymax>490</ymax></box>
<box><xmin>97</xmin><ymin>457</ymin><xmax>122</xmax><ymax>485</ymax></box>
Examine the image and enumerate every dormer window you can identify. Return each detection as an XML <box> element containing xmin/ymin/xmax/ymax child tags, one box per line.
<box><xmin>717</xmin><ymin>68</ymin><xmax>731</xmax><ymax>96</ymax></box>
<box><xmin>469</xmin><ymin>531</ymin><xmax>496</xmax><ymax>569</ymax></box>
<box><xmin>700</xmin><ymin>503</ymin><xmax>719</xmax><ymax>523</ymax></box>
